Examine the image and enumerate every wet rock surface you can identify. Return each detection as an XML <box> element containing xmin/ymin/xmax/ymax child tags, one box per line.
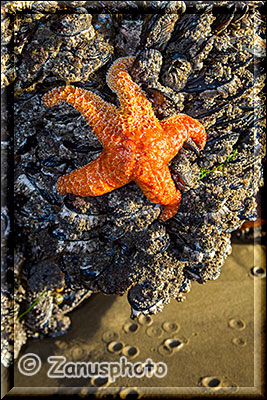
<box><xmin>1</xmin><ymin>1</ymin><xmax>265</xmax><ymax>366</ymax></box>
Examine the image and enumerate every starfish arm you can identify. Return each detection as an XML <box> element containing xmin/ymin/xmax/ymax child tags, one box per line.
<box><xmin>106</xmin><ymin>57</ymin><xmax>158</xmax><ymax>124</ymax></box>
<box><xmin>135</xmin><ymin>163</ymin><xmax>181</xmax><ymax>221</ymax></box>
<box><xmin>160</xmin><ymin>114</ymin><xmax>207</xmax><ymax>161</ymax></box>
<box><xmin>43</xmin><ymin>86</ymin><xmax>119</xmax><ymax>146</ymax></box>
<box><xmin>57</xmin><ymin>151</ymin><xmax>130</xmax><ymax>197</ymax></box>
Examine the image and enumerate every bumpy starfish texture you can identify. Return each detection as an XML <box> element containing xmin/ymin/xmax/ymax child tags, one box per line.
<box><xmin>43</xmin><ymin>57</ymin><xmax>206</xmax><ymax>221</ymax></box>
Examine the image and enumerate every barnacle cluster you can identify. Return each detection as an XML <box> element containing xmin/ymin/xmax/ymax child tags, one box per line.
<box><xmin>1</xmin><ymin>1</ymin><xmax>265</xmax><ymax>366</ymax></box>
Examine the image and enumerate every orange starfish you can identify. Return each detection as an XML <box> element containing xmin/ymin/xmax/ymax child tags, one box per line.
<box><xmin>43</xmin><ymin>57</ymin><xmax>206</xmax><ymax>221</ymax></box>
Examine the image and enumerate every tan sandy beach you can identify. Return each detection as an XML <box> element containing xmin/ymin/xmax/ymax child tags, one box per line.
<box><xmin>8</xmin><ymin>243</ymin><xmax>265</xmax><ymax>397</ymax></box>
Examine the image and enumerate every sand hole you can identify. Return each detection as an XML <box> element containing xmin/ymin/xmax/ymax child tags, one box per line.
<box><xmin>228</xmin><ymin>318</ymin><xmax>246</xmax><ymax>330</ymax></box>
<box><xmin>91</xmin><ymin>375</ymin><xmax>110</xmax><ymax>387</ymax></box>
<box><xmin>143</xmin><ymin>361</ymin><xmax>156</xmax><ymax>376</ymax></box>
<box><xmin>70</xmin><ymin>346</ymin><xmax>87</xmax><ymax>361</ymax></box>
<box><xmin>200</xmin><ymin>376</ymin><xmax>222</xmax><ymax>389</ymax></box>
<box><xmin>163</xmin><ymin>338</ymin><xmax>184</xmax><ymax>351</ymax></box>
<box><xmin>232</xmin><ymin>337</ymin><xmax>247</xmax><ymax>346</ymax></box>
<box><xmin>107</xmin><ymin>340</ymin><xmax>124</xmax><ymax>354</ymax></box>
<box><xmin>123</xmin><ymin>321</ymin><xmax>140</xmax><ymax>334</ymax></box>
<box><xmin>146</xmin><ymin>326</ymin><xmax>163</xmax><ymax>338</ymax></box>
<box><xmin>137</xmin><ymin>314</ymin><xmax>153</xmax><ymax>326</ymax></box>
<box><xmin>249</xmin><ymin>266</ymin><xmax>266</xmax><ymax>279</ymax></box>
<box><xmin>102</xmin><ymin>330</ymin><xmax>119</xmax><ymax>343</ymax></box>
<box><xmin>208</xmin><ymin>378</ymin><xmax>220</xmax><ymax>387</ymax></box>
<box><xmin>162</xmin><ymin>321</ymin><xmax>180</xmax><ymax>333</ymax></box>
<box><xmin>122</xmin><ymin>345</ymin><xmax>140</xmax><ymax>359</ymax></box>
<box><xmin>158</xmin><ymin>344</ymin><xmax>173</xmax><ymax>356</ymax></box>
<box><xmin>119</xmin><ymin>387</ymin><xmax>141</xmax><ymax>399</ymax></box>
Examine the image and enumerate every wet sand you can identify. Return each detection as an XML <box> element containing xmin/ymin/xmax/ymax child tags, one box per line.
<box><xmin>7</xmin><ymin>243</ymin><xmax>266</xmax><ymax>397</ymax></box>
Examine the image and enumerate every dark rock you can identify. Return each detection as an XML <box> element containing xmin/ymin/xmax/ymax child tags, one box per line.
<box><xmin>1</xmin><ymin>0</ymin><xmax>265</xmax><ymax>366</ymax></box>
